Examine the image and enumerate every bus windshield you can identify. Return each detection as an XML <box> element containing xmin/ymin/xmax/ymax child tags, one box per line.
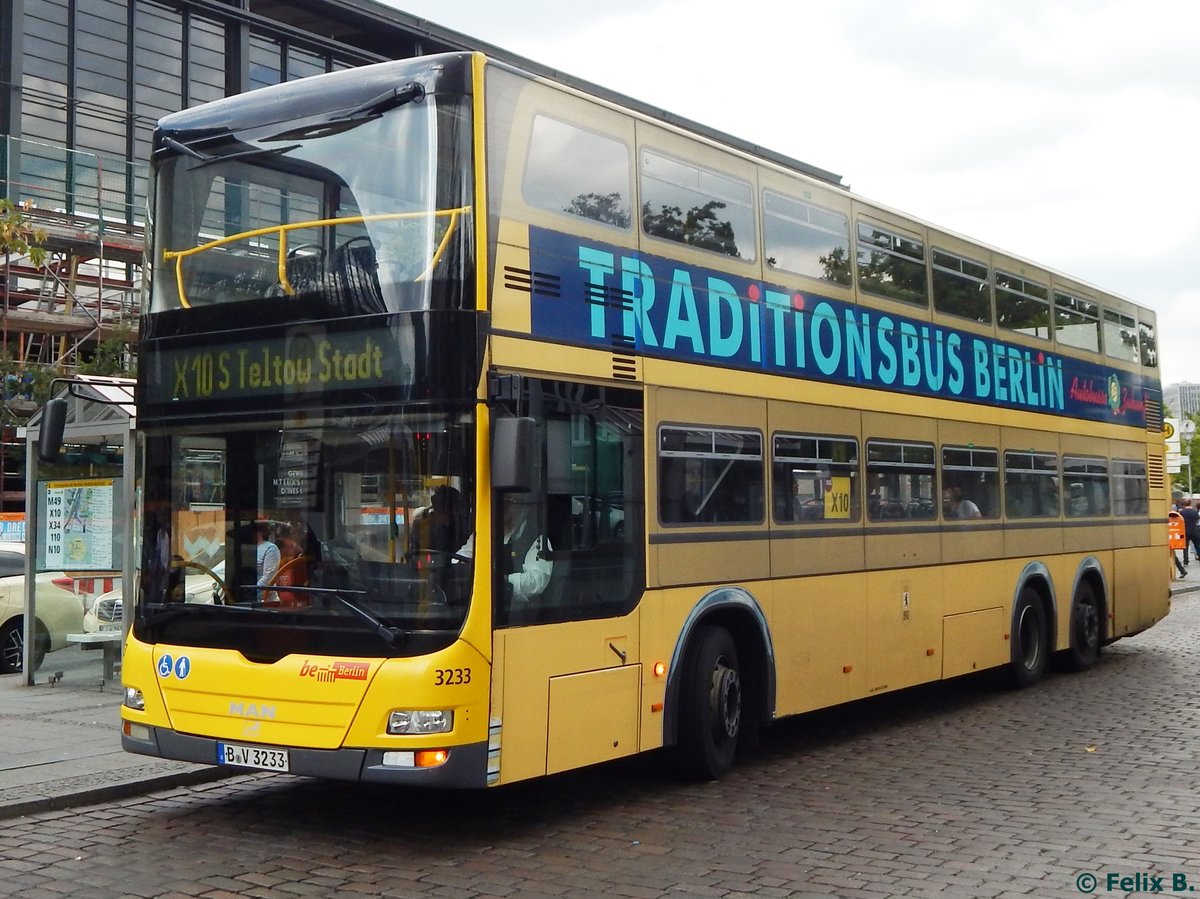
<box><xmin>135</xmin><ymin>405</ymin><xmax>475</xmax><ymax>660</ymax></box>
<box><xmin>150</xmin><ymin>78</ymin><xmax>473</xmax><ymax>316</ymax></box>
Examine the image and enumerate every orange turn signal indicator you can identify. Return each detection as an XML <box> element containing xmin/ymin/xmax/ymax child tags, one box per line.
<box><xmin>415</xmin><ymin>749</ymin><xmax>449</xmax><ymax>768</ymax></box>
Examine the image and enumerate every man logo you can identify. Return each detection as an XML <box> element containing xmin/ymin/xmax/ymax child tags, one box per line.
<box><xmin>229</xmin><ymin>702</ymin><xmax>276</xmax><ymax>719</ymax></box>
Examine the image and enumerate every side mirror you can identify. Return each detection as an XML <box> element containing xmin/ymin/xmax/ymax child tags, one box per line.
<box><xmin>37</xmin><ymin>397</ymin><xmax>68</xmax><ymax>464</ymax></box>
<box><xmin>492</xmin><ymin>417</ymin><xmax>535</xmax><ymax>493</ymax></box>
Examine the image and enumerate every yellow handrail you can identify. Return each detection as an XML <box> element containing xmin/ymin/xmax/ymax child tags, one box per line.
<box><xmin>162</xmin><ymin>206</ymin><xmax>472</xmax><ymax>308</ymax></box>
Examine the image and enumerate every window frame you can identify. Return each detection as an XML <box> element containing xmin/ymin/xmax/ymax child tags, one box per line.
<box><xmin>762</xmin><ymin>190</ymin><xmax>851</xmax><ymax>285</ymax></box>
<box><xmin>639</xmin><ymin>148</ymin><xmax>757</xmax><ymax>261</ymax></box>
<box><xmin>931</xmin><ymin>248</ymin><xmax>991</xmax><ymax>325</ymax></box>
<box><xmin>940</xmin><ymin>445</ymin><xmax>1000</xmax><ymax>520</ymax></box>
<box><xmin>1111</xmin><ymin>459</ymin><xmax>1149</xmax><ymax>516</ymax></box>
<box><xmin>1053</xmin><ymin>290</ymin><xmax>1101</xmax><ymax>353</ymax></box>
<box><xmin>1003</xmin><ymin>450</ymin><xmax>1060</xmax><ymax>519</ymax></box>
<box><xmin>1062</xmin><ymin>454</ymin><xmax>1111</xmax><ymax>518</ymax></box>
<box><xmin>865</xmin><ymin>438</ymin><xmax>937</xmax><ymax>521</ymax></box>
<box><xmin>995</xmin><ymin>271</ymin><xmax>1051</xmax><ymax>341</ymax></box>
<box><xmin>771</xmin><ymin>432</ymin><xmax>860</xmax><ymax>524</ymax></box>
<box><xmin>521</xmin><ymin>113</ymin><xmax>633</xmax><ymax>231</ymax></box>
<box><xmin>1103</xmin><ymin>309</ymin><xmax>1140</xmax><ymax>363</ymax></box>
<box><xmin>855</xmin><ymin>221</ymin><xmax>929</xmax><ymax>308</ymax></box>
<box><xmin>658</xmin><ymin>424</ymin><xmax>765</xmax><ymax>525</ymax></box>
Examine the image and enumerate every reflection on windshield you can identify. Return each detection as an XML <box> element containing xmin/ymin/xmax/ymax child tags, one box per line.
<box><xmin>138</xmin><ymin>407</ymin><xmax>475</xmax><ymax>657</ymax></box>
<box><xmin>151</xmin><ymin>91</ymin><xmax>473</xmax><ymax>315</ymax></box>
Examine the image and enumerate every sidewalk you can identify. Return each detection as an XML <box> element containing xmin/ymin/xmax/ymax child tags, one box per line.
<box><xmin>0</xmin><ymin>672</ymin><xmax>233</xmax><ymax>820</ymax></box>
<box><xmin>2</xmin><ymin>579</ymin><xmax>1199</xmax><ymax>821</ymax></box>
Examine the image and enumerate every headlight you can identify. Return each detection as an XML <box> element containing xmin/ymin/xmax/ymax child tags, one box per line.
<box><xmin>124</xmin><ymin>687</ymin><xmax>145</xmax><ymax>711</ymax></box>
<box><xmin>388</xmin><ymin>709</ymin><xmax>453</xmax><ymax>734</ymax></box>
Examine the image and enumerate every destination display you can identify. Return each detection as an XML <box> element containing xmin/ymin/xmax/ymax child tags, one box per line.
<box><xmin>147</xmin><ymin>329</ymin><xmax>394</xmax><ymax>404</ymax></box>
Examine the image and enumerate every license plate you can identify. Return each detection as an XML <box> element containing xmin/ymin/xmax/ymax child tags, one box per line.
<box><xmin>99</xmin><ymin>623</ymin><xmax>120</xmax><ymax>632</ymax></box>
<box><xmin>217</xmin><ymin>742</ymin><xmax>290</xmax><ymax>772</ymax></box>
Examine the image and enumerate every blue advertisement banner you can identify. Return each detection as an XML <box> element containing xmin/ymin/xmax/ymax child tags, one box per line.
<box><xmin>527</xmin><ymin>226</ymin><xmax>1154</xmax><ymax>428</ymax></box>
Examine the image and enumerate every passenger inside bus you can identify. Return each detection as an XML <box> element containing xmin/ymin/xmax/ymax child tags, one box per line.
<box><xmin>409</xmin><ymin>485</ymin><xmax>468</xmax><ymax>558</ymax></box>
<box><xmin>943</xmin><ymin>485</ymin><xmax>983</xmax><ymax>519</ymax></box>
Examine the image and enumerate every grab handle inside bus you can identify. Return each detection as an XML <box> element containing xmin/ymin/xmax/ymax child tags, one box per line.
<box><xmin>492</xmin><ymin>417</ymin><xmax>535</xmax><ymax>492</ymax></box>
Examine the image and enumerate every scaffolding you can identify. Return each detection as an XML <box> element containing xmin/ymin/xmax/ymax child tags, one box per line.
<box><xmin>1</xmin><ymin>136</ymin><xmax>144</xmax><ymax>375</ymax></box>
<box><xmin>0</xmin><ymin>137</ymin><xmax>144</xmax><ymax>511</ymax></box>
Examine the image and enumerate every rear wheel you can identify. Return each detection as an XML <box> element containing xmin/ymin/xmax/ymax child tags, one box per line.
<box><xmin>1059</xmin><ymin>582</ymin><xmax>1102</xmax><ymax>672</ymax></box>
<box><xmin>1009</xmin><ymin>588</ymin><xmax>1048</xmax><ymax>688</ymax></box>
<box><xmin>678</xmin><ymin>625</ymin><xmax>741</xmax><ymax>780</ymax></box>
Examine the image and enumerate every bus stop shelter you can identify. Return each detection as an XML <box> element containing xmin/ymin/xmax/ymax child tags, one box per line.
<box><xmin>19</xmin><ymin>376</ymin><xmax>136</xmax><ymax>687</ymax></box>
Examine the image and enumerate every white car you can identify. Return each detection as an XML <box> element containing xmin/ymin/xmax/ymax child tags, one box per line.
<box><xmin>84</xmin><ymin>559</ymin><xmax>225</xmax><ymax>633</ymax></box>
<box><xmin>0</xmin><ymin>541</ymin><xmax>86</xmax><ymax>675</ymax></box>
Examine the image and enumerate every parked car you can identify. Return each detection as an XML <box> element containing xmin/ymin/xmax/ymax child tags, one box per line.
<box><xmin>83</xmin><ymin>559</ymin><xmax>225</xmax><ymax>634</ymax></box>
<box><xmin>0</xmin><ymin>541</ymin><xmax>86</xmax><ymax>675</ymax></box>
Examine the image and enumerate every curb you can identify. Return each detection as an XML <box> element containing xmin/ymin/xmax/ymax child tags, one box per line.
<box><xmin>0</xmin><ymin>766</ymin><xmax>239</xmax><ymax>821</ymax></box>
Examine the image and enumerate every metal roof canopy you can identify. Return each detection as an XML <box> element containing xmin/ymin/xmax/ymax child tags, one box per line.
<box><xmin>18</xmin><ymin>376</ymin><xmax>137</xmax><ymax>685</ymax></box>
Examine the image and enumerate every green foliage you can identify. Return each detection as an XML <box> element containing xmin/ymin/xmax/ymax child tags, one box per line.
<box><xmin>0</xmin><ymin>353</ymin><xmax>62</xmax><ymax>414</ymax></box>
<box><xmin>0</xmin><ymin>199</ymin><xmax>48</xmax><ymax>267</ymax></box>
<box><xmin>642</xmin><ymin>200</ymin><xmax>740</xmax><ymax>257</ymax></box>
<box><xmin>77</xmin><ymin>326</ymin><xmax>137</xmax><ymax>377</ymax></box>
<box><xmin>563</xmin><ymin>192</ymin><xmax>632</xmax><ymax>229</ymax></box>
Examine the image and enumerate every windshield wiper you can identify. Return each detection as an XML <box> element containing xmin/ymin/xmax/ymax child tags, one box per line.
<box><xmin>156</xmin><ymin>134</ymin><xmax>300</xmax><ymax>169</ymax></box>
<box><xmin>345</xmin><ymin>81</ymin><xmax>426</xmax><ymax>118</ymax></box>
<box><xmin>327</xmin><ymin>591</ymin><xmax>407</xmax><ymax>648</ymax></box>
<box><xmin>188</xmin><ymin>143</ymin><xmax>301</xmax><ymax>171</ymax></box>
<box><xmin>267</xmin><ymin>81</ymin><xmax>426</xmax><ymax>141</ymax></box>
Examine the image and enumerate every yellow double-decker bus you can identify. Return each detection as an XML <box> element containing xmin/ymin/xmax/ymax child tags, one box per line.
<box><xmin>120</xmin><ymin>51</ymin><xmax>1168</xmax><ymax>786</ymax></box>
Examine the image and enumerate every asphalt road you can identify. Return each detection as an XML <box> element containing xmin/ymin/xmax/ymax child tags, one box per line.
<box><xmin>3</xmin><ymin>593</ymin><xmax>1199</xmax><ymax>898</ymax></box>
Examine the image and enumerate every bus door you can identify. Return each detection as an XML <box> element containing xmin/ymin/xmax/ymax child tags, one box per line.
<box><xmin>488</xmin><ymin>377</ymin><xmax>645</xmax><ymax>782</ymax></box>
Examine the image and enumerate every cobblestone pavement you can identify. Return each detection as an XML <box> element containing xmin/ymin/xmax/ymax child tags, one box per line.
<box><xmin>2</xmin><ymin>594</ymin><xmax>1199</xmax><ymax>899</ymax></box>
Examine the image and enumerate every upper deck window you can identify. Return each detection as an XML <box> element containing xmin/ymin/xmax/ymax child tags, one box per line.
<box><xmin>523</xmin><ymin>115</ymin><xmax>631</xmax><ymax>229</ymax></box>
<box><xmin>932</xmin><ymin>249</ymin><xmax>991</xmax><ymax>324</ymax></box>
<box><xmin>995</xmin><ymin>271</ymin><xmax>1050</xmax><ymax>340</ymax></box>
<box><xmin>150</xmin><ymin>78</ymin><xmax>474</xmax><ymax>315</ymax></box>
<box><xmin>1054</xmin><ymin>291</ymin><xmax>1101</xmax><ymax>353</ymax></box>
<box><xmin>763</xmin><ymin>192</ymin><xmax>851</xmax><ymax>285</ymax></box>
<box><xmin>1103</xmin><ymin>309</ymin><xmax>1140</xmax><ymax>363</ymax></box>
<box><xmin>640</xmin><ymin>150</ymin><xmax>756</xmax><ymax>261</ymax></box>
<box><xmin>856</xmin><ymin>223</ymin><xmax>928</xmax><ymax>307</ymax></box>
<box><xmin>1139</xmin><ymin>317</ymin><xmax>1158</xmax><ymax>367</ymax></box>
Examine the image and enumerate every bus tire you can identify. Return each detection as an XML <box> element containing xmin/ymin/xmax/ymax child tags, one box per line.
<box><xmin>1058</xmin><ymin>582</ymin><xmax>1102</xmax><ymax>672</ymax></box>
<box><xmin>1009</xmin><ymin>588</ymin><xmax>1048</xmax><ymax>688</ymax></box>
<box><xmin>678</xmin><ymin>625</ymin><xmax>741</xmax><ymax>780</ymax></box>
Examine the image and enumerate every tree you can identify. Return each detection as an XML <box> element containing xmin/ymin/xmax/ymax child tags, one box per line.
<box><xmin>77</xmin><ymin>326</ymin><xmax>137</xmax><ymax>377</ymax></box>
<box><xmin>641</xmin><ymin>199</ymin><xmax>740</xmax><ymax>258</ymax></box>
<box><xmin>0</xmin><ymin>199</ymin><xmax>47</xmax><ymax>268</ymax></box>
<box><xmin>0</xmin><ymin>200</ymin><xmax>56</xmax><ymax>410</ymax></box>
<box><xmin>563</xmin><ymin>192</ymin><xmax>631</xmax><ymax>229</ymax></box>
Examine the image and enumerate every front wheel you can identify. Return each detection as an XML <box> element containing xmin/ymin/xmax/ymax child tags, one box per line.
<box><xmin>1009</xmin><ymin>588</ymin><xmax>1048</xmax><ymax>688</ymax></box>
<box><xmin>677</xmin><ymin>625</ymin><xmax>742</xmax><ymax>780</ymax></box>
